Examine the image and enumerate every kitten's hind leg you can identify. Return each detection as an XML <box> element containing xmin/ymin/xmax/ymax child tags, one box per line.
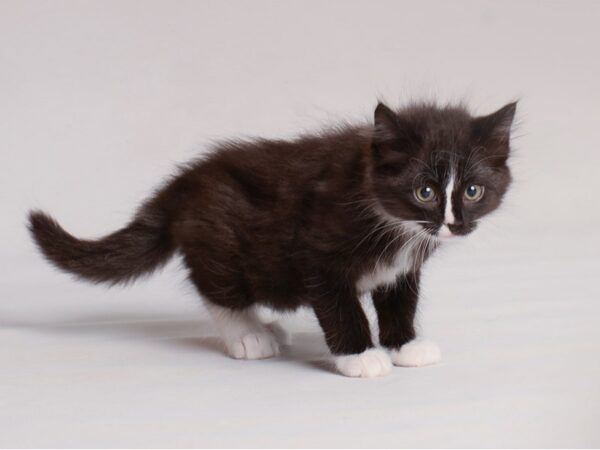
<box><xmin>204</xmin><ymin>302</ymin><xmax>280</xmax><ymax>360</ymax></box>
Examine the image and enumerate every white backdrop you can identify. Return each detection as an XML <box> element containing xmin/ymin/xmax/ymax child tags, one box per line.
<box><xmin>1</xmin><ymin>1</ymin><xmax>599</xmax><ymax>447</ymax></box>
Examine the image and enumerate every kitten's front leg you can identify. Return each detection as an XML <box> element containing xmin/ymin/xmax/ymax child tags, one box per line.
<box><xmin>312</xmin><ymin>284</ymin><xmax>392</xmax><ymax>378</ymax></box>
<box><xmin>372</xmin><ymin>272</ymin><xmax>441</xmax><ymax>367</ymax></box>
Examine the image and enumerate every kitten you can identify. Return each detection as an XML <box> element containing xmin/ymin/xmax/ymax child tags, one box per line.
<box><xmin>28</xmin><ymin>100</ymin><xmax>516</xmax><ymax>377</ymax></box>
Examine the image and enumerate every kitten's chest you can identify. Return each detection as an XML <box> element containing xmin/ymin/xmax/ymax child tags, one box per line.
<box><xmin>355</xmin><ymin>235</ymin><xmax>428</xmax><ymax>293</ymax></box>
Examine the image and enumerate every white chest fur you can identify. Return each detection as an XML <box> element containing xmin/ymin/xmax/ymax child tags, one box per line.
<box><xmin>356</xmin><ymin>231</ymin><xmax>427</xmax><ymax>293</ymax></box>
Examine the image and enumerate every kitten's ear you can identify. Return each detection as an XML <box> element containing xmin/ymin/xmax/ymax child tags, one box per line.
<box><xmin>372</xmin><ymin>102</ymin><xmax>419</xmax><ymax>169</ymax></box>
<box><xmin>472</xmin><ymin>102</ymin><xmax>517</xmax><ymax>145</ymax></box>
<box><xmin>374</xmin><ymin>102</ymin><xmax>400</xmax><ymax>142</ymax></box>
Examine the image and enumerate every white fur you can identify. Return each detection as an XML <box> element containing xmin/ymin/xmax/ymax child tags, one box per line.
<box><xmin>444</xmin><ymin>174</ymin><xmax>456</xmax><ymax>225</ymax></box>
<box><xmin>205</xmin><ymin>303</ymin><xmax>279</xmax><ymax>359</ymax></box>
<box><xmin>356</xmin><ymin>222</ymin><xmax>427</xmax><ymax>292</ymax></box>
<box><xmin>334</xmin><ymin>348</ymin><xmax>392</xmax><ymax>378</ymax></box>
<box><xmin>390</xmin><ymin>339</ymin><xmax>441</xmax><ymax>367</ymax></box>
<box><xmin>438</xmin><ymin>224</ymin><xmax>453</xmax><ymax>238</ymax></box>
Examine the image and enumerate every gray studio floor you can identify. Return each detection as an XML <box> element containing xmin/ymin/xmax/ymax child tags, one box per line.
<box><xmin>2</xmin><ymin>223</ymin><xmax>599</xmax><ymax>447</ymax></box>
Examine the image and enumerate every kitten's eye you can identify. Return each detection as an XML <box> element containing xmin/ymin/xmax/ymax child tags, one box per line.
<box><xmin>464</xmin><ymin>184</ymin><xmax>485</xmax><ymax>202</ymax></box>
<box><xmin>414</xmin><ymin>185</ymin><xmax>436</xmax><ymax>203</ymax></box>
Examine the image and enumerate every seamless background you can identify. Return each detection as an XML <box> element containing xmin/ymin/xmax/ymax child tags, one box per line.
<box><xmin>1</xmin><ymin>0</ymin><xmax>599</xmax><ymax>447</ymax></box>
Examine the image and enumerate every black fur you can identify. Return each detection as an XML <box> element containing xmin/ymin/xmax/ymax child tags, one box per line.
<box><xmin>28</xmin><ymin>100</ymin><xmax>516</xmax><ymax>358</ymax></box>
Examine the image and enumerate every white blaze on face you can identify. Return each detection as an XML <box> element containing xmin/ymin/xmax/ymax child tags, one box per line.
<box><xmin>439</xmin><ymin>173</ymin><xmax>456</xmax><ymax>238</ymax></box>
<box><xmin>444</xmin><ymin>174</ymin><xmax>456</xmax><ymax>225</ymax></box>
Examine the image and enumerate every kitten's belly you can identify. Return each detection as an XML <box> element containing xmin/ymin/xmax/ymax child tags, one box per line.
<box><xmin>356</xmin><ymin>245</ymin><xmax>420</xmax><ymax>293</ymax></box>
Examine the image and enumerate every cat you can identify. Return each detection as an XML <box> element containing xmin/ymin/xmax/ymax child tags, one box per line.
<box><xmin>28</xmin><ymin>100</ymin><xmax>516</xmax><ymax>377</ymax></box>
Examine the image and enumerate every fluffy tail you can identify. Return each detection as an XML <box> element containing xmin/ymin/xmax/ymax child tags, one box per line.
<box><xmin>28</xmin><ymin>198</ymin><xmax>175</xmax><ymax>285</ymax></box>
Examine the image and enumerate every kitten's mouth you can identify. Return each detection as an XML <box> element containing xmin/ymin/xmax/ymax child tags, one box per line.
<box><xmin>437</xmin><ymin>224</ymin><xmax>455</xmax><ymax>239</ymax></box>
<box><xmin>418</xmin><ymin>225</ymin><xmax>450</xmax><ymax>241</ymax></box>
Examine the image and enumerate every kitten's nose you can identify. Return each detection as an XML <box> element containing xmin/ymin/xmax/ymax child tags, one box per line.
<box><xmin>447</xmin><ymin>222</ymin><xmax>463</xmax><ymax>234</ymax></box>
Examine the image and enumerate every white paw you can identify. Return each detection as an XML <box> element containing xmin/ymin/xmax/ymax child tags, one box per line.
<box><xmin>390</xmin><ymin>339</ymin><xmax>441</xmax><ymax>367</ymax></box>
<box><xmin>225</xmin><ymin>332</ymin><xmax>280</xmax><ymax>360</ymax></box>
<box><xmin>334</xmin><ymin>348</ymin><xmax>392</xmax><ymax>378</ymax></box>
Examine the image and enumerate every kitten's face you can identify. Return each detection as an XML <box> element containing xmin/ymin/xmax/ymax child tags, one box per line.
<box><xmin>370</xmin><ymin>102</ymin><xmax>516</xmax><ymax>239</ymax></box>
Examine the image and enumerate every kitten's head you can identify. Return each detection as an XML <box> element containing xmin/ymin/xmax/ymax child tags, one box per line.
<box><xmin>369</xmin><ymin>101</ymin><xmax>516</xmax><ymax>239</ymax></box>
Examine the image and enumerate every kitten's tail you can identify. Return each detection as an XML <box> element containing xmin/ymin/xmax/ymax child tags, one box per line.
<box><xmin>27</xmin><ymin>196</ymin><xmax>175</xmax><ymax>285</ymax></box>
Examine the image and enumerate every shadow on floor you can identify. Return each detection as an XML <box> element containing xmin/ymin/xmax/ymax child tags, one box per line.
<box><xmin>3</xmin><ymin>311</ymin><xmax>336</xmax><ymax>374</ymax></box>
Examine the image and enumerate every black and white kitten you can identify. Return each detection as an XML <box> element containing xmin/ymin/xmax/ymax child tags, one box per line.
<box><xmin>29</xmin><ymin>100</ymin><xmax>516</xmax><ymax>377</ymax></box>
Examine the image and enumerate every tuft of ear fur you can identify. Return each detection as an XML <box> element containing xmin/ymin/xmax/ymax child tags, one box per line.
<box><xmin>372</xmin><ymin>102</ymin><xmax>420</xmax><ymax>173</ymax></box>
<box><xmin>472</xmin><ymin>102</ymin><xmax>517</xmax><ymax>145</ymax></box>
<box><xmin>373</xmin><ymin>102</ymin><xmax>400</xmax><ymax>142</ymax></box>
<box><xmin>373</xmin><ymin>102</ymin><xmax>420</xmax><ymax>148</ymax></box>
